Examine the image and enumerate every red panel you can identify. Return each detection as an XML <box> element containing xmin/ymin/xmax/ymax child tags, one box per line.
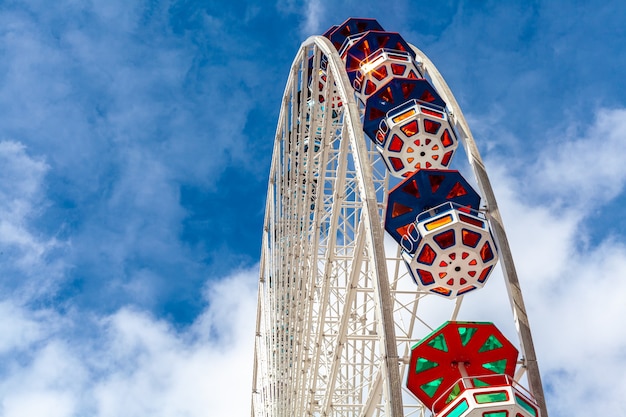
<box><xmin>446</xmin><ymin>182</ymin><xmax>468</xmax><ymax>199</ymax></box>
<box><xmin>395</xmin><ymin>223</ymin><xmax>412</xmax><ymax>238</ymax></box>
<box><xmin>392</xmin><ymin>202</ymin><xmax>412</xmax><ymax>217</ymax></box>
<box><xmin>478</xmin><ymin>266</ymin><xmax>492</xmax><ymax>283</ymax></box>
<box><xmin>429</xmin><ymin>174</ymin><xmax>445</xmax><ymax>193</ymax></box>
<box><xmin>407</xmin><ymin>322</ymin><xmax>519</xmax><ymax>412</ymax></box>
<box><xmin>462</xmin><ymin>229</ymin><xmax>481</xmax><ymax>248</ymax></box>
<box><xmin>418</xmin><ymin>269</ymin><xmax>435</xmax><ymax>285</ymax></box>
<box><xmin>390</xmin><ymin>157</ymin><xmax>404</xmax><ymax>171</ymax></box>
<box><xmin>480</xmin><ymin>241</ymin><xmax>495</xmax><ymax>262</ymax></box>
<box><xmin>401</xmin><ymin>120</ymin><xmax>419</xmax><ymax>137</ymax></box>
<box><xmin>393</xmin><ymin>41</ymin><xmax>406</xmax><ymax>51</ymax></box>
<box><xmin>417</xmin><ymin>243</ymin><xmax>437</xmax><ymax>265</ymax></box>
<box><xmin>375</xmin><ymin>131</ymin><xmax>385</xmax><ymax>145</ymax></box>
<box><xmin>389</xmin><ymin>134</ymin><xmax>404</xmax><ymax>152</ymax></box>
<box><xmin>422</xmin><ymin>107</ymin><xmax>444</xmax><ymax>118</ymax></box>
<box><xmin>402</xmin><ymin>179</ymin><xmax>420</xmax><ymax>198</ymax></box>
<box><xmin>358</xmin><ymin>39</ymin><xmax>372</xmax><ymax>57</ymax></box>
<box><xmin>346</xmin><ymin>56</ymin><xmax>363</xmax><ymax>71</ymax></box>
<box><xmin>424</xmin><ymin>119</ymin><xmax>441</xmax><ymax>134</ymax></box>
<box><xmin>434</xmin><ymin>230</ymin><xmax>455</xmax><ymax>249</ymax></box>
<box><xmin>368</xmin><ymin>106</ymin><xmax>385</xmax><ymax>120</ymax></box>
<box><xmin>380</xmin><ymin>86</ymin><xmax>394</xmax><ymax>102</ymax></box>
<box><xmin>459</xmin><ymin>213</ymin><xmax>484</xmax><ymax>228</ymax></box>
<box><xmin>376</xmin><ymin>34</ymin><xmax>391</xmax><ymax>49</ymax></box>
<box><xmin>420</xmin><ymin>89</ymin><xmax>437</xmax><ymax>102</ymax></box>
<box><xmin>365</xmin><ymin>80</ymin><xmax>377</xmax><ymax>95</ymax></box>
<box><xmin>431</xmin><ymin>287</ymin><xmax>452</xmax><ymax>296</ymax></box>
<box><xmin>402</xmin><ymin>81</ymin><xmax>416</xmax><ymax>99</ymax></box>
<box><xmin>372</xmin><ymin>65</ymin><xmax>388</xmax><ymax>81</ymax></box>
<box><xmin>457</xmin><ymin>285</ymin><xmax>476</xmax><ymax>296</ymax></box>
<box><xmin>441</xmin><ymin>129</ymin><xmax>454</xmax><ymax>147</ymax></box>
<box><xmin>391</xmin><ymin>63</ymin><xmax>406</xmax><ymax>75</ymax></box>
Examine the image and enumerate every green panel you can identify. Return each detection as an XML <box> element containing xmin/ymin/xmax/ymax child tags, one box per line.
<box><xmin>515</xmin><ymin>395</ymin><xmax>538</xmax><ymax>417</ymax></box>
<box><xmin>415</xmin><ymin>357</ymin><xmax>439</xmax><ymax>374</ymax></box>
<box><xmin>484</xmin><ymin>412</ymin><xmax>508</xmax><ymax>417</ymax></box>
<box><xmin>446</xmin><ymin>383</ymin><xmax>462</xmax><ymax>404</ymax></box>
<box><xmin>458</xmin><ymin>326</ymin><xmax>477</xmax><ymax>346</ymax></box>
<box><xmin>428</xmin><ymin>334</ymin><xmax>448</xmax><ymax>352</ymax></box>
<box><xmin>479</xmin><ymin>334</ymin><xmax>504</xmax><ymax>352</ymax></box>
<box><xmin>483</xmin><ymin>359</ymin><xmax>507</xmax><ymax>374</ymax></box>
<box><xmin>421</xmin><ymin>377</ymin><xmax>444</xmax><ymax>398</ymax></box>
<box><xmin>472</xmin><ymin>378</ymin><xmax>491</xmax><ymax>387</ymax></box>
<box><xmin>474</xmin><ymin>391</ymin><xmax>508</xmax><ymax>404</ymax></box>
<box><xmin>443</xmin><ymin>399</ymin><xmax>469</xmax><ymax>417</ymax></box>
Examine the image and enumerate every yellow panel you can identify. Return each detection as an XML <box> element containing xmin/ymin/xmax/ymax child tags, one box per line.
<box><xmin>425</xmin><ymin>214</ymin><xmax>453</xmax><ymax>231</ymax></box>
<box><xmin>392</xmin><ymin>108</ymin><xmax>416</xmax><ymax>123</ymax></box>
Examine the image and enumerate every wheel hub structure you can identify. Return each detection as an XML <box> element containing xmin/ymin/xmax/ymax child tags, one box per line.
<box><xmin>252</xmin><ymin>18</ymin><xmax>548</xmax><ymax>417</ymax></box>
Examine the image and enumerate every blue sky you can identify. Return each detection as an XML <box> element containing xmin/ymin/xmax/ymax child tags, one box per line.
<box><xmin>1</xmin><ymin>0</ymin><xmax>625</xmax><ymax>415</ymax></box>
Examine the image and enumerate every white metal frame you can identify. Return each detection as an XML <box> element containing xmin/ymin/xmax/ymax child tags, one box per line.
<box><xmin>251</xmin><ymin>36</ymin><xmax>547</xmax><ymax>417</ymax></box>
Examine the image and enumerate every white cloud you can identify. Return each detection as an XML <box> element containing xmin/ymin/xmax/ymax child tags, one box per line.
<box><xmin>0</xmin><ymin>267</ymin><xmax>258</xmax><ymax>417</ymax></box>
<box><xmin>0</xmin><ymin>141</ymin><xmax>48</xmax><ymax>232</ymax></box>
<box><xmin>0</xmin><ymin>141</ymin><xmax>66</xmax><ymax>297</ymax></box>
<box><xmin>302</xmin><ymin>0</ymin><xmax>324</xmax><ymax>36</ymax></box>
<box><xmin>0</xmin><ymin>301</ymin><xmax>51</xmax><ymax>355</ymax></box>
<box><xmin>473</xmin><ymin>108</ymin><xmax>626</xmax><ymax>417</ymax></box>
<box><xmin>0</xmin><ymin>341</ymin><xmax>85</xmax><ymax>417</ymax></box>
<box><xmin>530</xmin><ymin>108</ymin><xmax>626</xmax><ymax>206</ymax></box>
<box><xmin>93</xmin><ymin>268</ymin><xmax>257</xmax><ymax>416</ymax></box>
<box><xmin>0</xmin><ymin>0</ymin><xmax>270</xmax><ymax>315</ymax></box>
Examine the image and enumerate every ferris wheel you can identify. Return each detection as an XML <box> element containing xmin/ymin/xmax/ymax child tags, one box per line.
<box><xmin>251</xmin><ymin>18</ymin><xmax>549</xmax><ymax>417</ymax></box>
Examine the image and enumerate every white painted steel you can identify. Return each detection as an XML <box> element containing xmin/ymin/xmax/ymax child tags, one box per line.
<box><xmin>252</xmin><ymin>35</ymin><xmax>547</xmax><ymax>417</ymax></box>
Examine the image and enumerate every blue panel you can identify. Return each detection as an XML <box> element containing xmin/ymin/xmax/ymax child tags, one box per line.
<box><xmin>324</xmin><ymin>18</ymin><xmax>384</xmax><ymax>51</ymax></box>
<box><xmin>343</xmin><ymin>31</ymin><xmax>416</xmax><ymax>83</ymax></box>
<box><xmin>363</xmin><ymin>78</ymin><xmax>446</xmax><ymax>142</ymax></box>
<box><xmin>384</xmin><ymin>169</ymin><xmax>481</xmax><ymax>253</ymax></box>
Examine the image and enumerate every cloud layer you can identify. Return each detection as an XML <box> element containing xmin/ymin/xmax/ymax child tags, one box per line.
<box><xmin>464</xmin><ymin>107</ymin><xmax>626</xmax><ymax>416</ymax></box>
<box><xmin>0</xmin><ymin>1</ymin><xmax>625</xmax><ymax>416</ymax></box>
<box><xmin>0</xmin><ymin>268</ymin><xmax>257</xmax><ymax>416</ymax></box>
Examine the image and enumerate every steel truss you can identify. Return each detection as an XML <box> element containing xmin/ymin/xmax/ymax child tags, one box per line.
<box><xmin>252</xmin><ymin>36</ymin><xmax>547</xmax><ymax>417</ymax></box>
